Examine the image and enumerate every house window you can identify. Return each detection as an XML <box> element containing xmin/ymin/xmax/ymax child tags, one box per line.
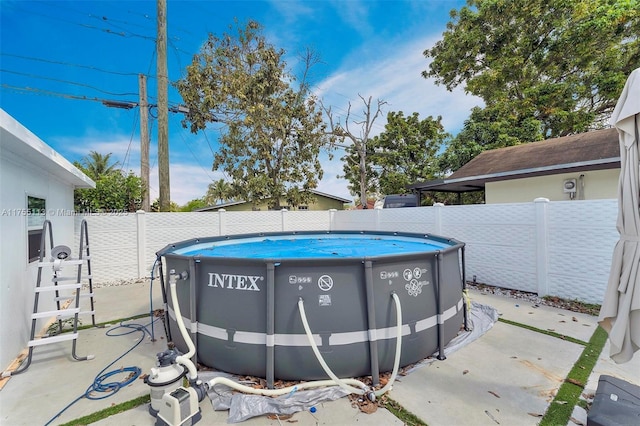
<box><xmin>27</xmin><ymin>196</ymin><xmax>46</xmax><ymax>262</ymax></box>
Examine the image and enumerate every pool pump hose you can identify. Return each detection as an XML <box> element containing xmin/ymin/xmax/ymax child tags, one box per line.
<box><xmin>163</xmin><ymin>269</ymin><xmax>404</xmax><ymax>409</ymax></box>
<box><xmin>298</xmin><ymin>293</ymin><xmax>403</xmax><ymax>399</ymax></box>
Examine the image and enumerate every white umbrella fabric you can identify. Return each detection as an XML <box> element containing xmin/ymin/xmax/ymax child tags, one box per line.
<box><xmin>598</xmin><ymin>67</ymin><xmax>640</xmax><ymax>364</ymax></box>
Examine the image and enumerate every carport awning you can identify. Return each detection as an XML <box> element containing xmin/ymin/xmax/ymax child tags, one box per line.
<box><xmin>408</xmin><ymin>179</ymin><xmax>485</xmax><ymax>193</ymax></box>
<box><xmin>409</xmin><ymin>159</ymin><xmax>620</xmax><ymax>194</ymax></box>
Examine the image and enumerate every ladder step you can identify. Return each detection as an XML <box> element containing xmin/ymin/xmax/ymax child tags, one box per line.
<box><xmin>35</xmin><ymin>284</ymin><xmax>81</xmax><ymax>292</ymax></box>
<box><xmin>31</xmin><ymin>308</ymin><xmax>80</xmax><ymax>320</ymax></box>
<box><xmin>52</xmin><ymin>276</ymin><xmax>92</xmax><ymax>283</ymax></box>
<box><xmin>38</xmin><ymin>257</ymin><xmax>91</xmax><ymax>267</ymax></box>
<box><xmin>29</xmin><ymin>333</ymin><xmax>79</xmax><ymax>347</ymax></box>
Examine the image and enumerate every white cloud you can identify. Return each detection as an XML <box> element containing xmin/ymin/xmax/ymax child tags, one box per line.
<box><xmin>267</xmin><ymin>0</ymin><xmax>315</xmax><ymax>23</ymax></box>
<box><xmin>56</xmin><ymin>135</ymin><xmax>140</xmax><ymax>163</ymax></box>
<box><xmin>316</xmin><ymin>35</ymin><xmax>482</xmax><ymax>136</ymax></box>
<box><xmin>147</xmin><ymin>162</ymin><xmax>226</xmax><ymax>205</ymax></box>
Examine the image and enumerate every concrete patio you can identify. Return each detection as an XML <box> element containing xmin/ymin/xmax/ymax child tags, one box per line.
<box><xmin>0</xmin><ymin>280</ymin><xmax>638</xmax><ymax>425</ymax></box>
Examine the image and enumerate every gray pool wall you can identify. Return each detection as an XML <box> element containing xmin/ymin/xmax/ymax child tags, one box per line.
<box><xmin>158</xmin><ymin>231</ymin><xmax>466</xmax><ymax>385</ymax></box>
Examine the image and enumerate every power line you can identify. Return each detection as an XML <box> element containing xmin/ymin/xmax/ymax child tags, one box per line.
<box><xmin>120</xmin><ymin>110</ymin><xmax>140</xmax><ymax>173</ymax></box>
<box><xmin>177</xmin><ymin>129</ymin><xmax>216</xmax><ymax>182</ymax></box>
<box><xmin>0</xmin><ymin>69</ymin><xmax>139</xmax><ymax>97</ymax></box>
<box><xmin>0</xmin><ymin>83</ymin><xmax>138</xmax><ymax>105</ymax></box>
<box><xmin>0</xmin><ymin>53</ymin><xmax>153</xmax><ymax>79</ymax></box>
<box><xmin>4</xmin><ymin>2</ymin><xmax>157</xmax><ymax>42</ymax></box>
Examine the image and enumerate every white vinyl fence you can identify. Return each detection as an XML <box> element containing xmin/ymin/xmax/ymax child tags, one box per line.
<box><xmin>74</xmin><ymin>198</ymin><xmax>619</xmax><ymax>304</ymax></box>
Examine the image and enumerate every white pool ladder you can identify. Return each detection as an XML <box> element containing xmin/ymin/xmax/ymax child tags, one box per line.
<box><xmin>2</xmin><ymin>219</ymin><xmax>96</xmax><ymax>377</ymax></box>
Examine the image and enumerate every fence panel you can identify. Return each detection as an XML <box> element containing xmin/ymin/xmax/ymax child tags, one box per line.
<box><xmin>441</xmin><ymin>204</ymin><xmax>538</xmax><ymax>293</ymax></box>
<box><xmin>144</xmin><ymin>212</ymin><xmax>221</xmax><ymax>272</ymax></box>
<box><xmin>546</xmin><ymin>200</ymin><xmax>618</xmax><ymax>303</ymax></box>
<box><xmin>75</xmin><ymin>199</ymin><xmax>618</xmax><ymax>303</ymax></box>
<box><xmin>75</xmin><ymin>214</ymin><xmax>138</xmax><ymax>282</ymax></box>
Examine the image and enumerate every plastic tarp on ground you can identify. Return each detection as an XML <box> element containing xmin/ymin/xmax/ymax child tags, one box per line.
<box><xmin>201</xmin><ymin>301</ymin><xmax>498</xmax><ymax>423</ymax></box>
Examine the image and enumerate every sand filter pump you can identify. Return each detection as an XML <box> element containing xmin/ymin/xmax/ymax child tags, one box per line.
<box><xmin>146</xmin><ymin>270</ymin><xmax>207</xmax><ymax>426</ymax></box>
<box><xmin>146</xmin><ymin>269</ymin><xmax>403</xmax><ymax>425</ymax></box>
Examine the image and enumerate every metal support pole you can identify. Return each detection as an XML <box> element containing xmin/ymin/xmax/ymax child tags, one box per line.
<box><xmin>189</xmin><ymin>258</ymin><xmax>198</xmax><ymax>368</ymax></box>
<box><xmin>461</xmin><ymin>245</ymin><xmax>469</xmax><ymax>331</ymax></box>
<box><xmin>266</xmin><ymin>263</ymin><xmax>275</xmax><ymax>389</ymax></box>
<box><xmin>435</xmin><ymin>253</ymin><xmax>446</xmax><ymax>360</ymax></box>
<box><xmin>364</xmin><ymin>261</ymin><xmax>380</xmax><ymax>386</ymax></box>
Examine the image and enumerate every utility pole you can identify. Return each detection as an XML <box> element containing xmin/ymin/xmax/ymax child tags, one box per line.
<box><xmin>138</xmin><ymin>74</ymin><xmax>150</xmax><ymax>211</ymax></box>
<box><xmin>157</xmin><ymin>0</ymin><xmax>170</xmax><ymax>211</ymax></box>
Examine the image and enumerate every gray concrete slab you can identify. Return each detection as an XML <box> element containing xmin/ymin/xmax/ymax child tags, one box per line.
<box><xmin>0</xmin><ymin>321</ymin><xmax>165</xmax><ymax>425</ymax></box>
<box><xmin>469</xmin><ymin>290</ymin><xmax>597</xmax><ymax>343</ymax></box>
<box><xmin>82</xmin><ymin>279</ymin><xmax>165</xmax><ymax>325</ymax></box>
<box><xmin>389</xmin><ymin>321</ymin><xmax>584</xmax><ymax>425</ymax></box>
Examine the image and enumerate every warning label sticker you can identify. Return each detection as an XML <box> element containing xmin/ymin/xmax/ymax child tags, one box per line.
<box><xmin>318</xmin><ymin>294</ymin><xmax>332</xmax><ymax>306</ymax></box>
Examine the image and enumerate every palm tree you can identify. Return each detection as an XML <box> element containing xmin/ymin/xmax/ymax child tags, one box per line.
<box><xmin>205</xmin><ymin>179</ymin><xmax>232</xmax><ymax>205</ymax></box>
<box><xmin>78</xmin><ymin>151</ymin><xmax>119</xmax><ymax>180</ymax></box>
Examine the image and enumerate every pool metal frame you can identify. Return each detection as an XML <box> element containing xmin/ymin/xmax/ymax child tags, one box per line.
<box><xmin>157</xmin><ymin>230</ymin><xmax>467</xmax><ymax>388</ymax></box>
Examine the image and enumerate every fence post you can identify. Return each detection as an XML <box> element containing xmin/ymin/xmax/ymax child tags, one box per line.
<box><xmin>329</xmin><ymin>209</ymin><xmax>337</xmax><ymax>231</ymax></box>
<box><xmin>281</xmin><ymin>208</ymin><xmax>288</xmax><ymax>231</ymax></box>
<box><xmin>136</xmin><ymin>210</ymin><xmax>146</xmax><ymax>278</ymax></box>
<box><xmin>534</xmin><ymin>198</ymin><xmax>550</xmax><ymax>297</ymax></box>
<box><xmin>433</xmin><ymin>203</ymin><xmax>444</xmax><ymax>235</ymax></box>
<box><xmin>218</xmin><ymin>209</ymin><xmax>226</xmax><ymax>235</ymax></box>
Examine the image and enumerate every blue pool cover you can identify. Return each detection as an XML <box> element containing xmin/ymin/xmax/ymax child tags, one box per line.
<box><xmin>174</xmin><ymin>234</ymin><xmax>450</xmax><ymax>259</ymax></box>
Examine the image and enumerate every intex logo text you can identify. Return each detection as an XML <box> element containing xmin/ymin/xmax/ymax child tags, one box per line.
<box><xmin>207</xmin><ymin>273</ymin><xmax>263</xmax><ymax>291</ymax></box>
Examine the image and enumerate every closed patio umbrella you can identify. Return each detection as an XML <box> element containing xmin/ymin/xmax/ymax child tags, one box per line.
<box><xmin>598</xmin><ymin>67</ymin><xmax>640</xmax><ymax>364</ymax></box>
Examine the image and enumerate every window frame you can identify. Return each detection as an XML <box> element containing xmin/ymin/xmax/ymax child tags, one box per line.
<box><xmin>26</xmin><ymin>195</ymin><xmax>46</xmax><ymax>263</ymax></box>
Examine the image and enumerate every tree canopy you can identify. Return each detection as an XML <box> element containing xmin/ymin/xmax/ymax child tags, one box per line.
<box><xmin>424</xmin><ymin>0</ymin><xmax>640</xmax><ymax>139</ymax></box>
<box><xmin>205</xmin><ymin>179</ymin><xmax>232</xmax><ymax>205</ymax></box>
<box><xmin>73</xmin><ymin>152</ymin><xmax>143</xmax><ymax>212</ymax></box>
<box><xmin>74</xmin><ymin>170</ymin><xmax>143</xmax><ymax>212</ymax></box>
<box><xmin>371</xmin><ymin>112</ymin><xmax>448</xmax><ymax>195</ymax></box>
<box><xmin>77</xmin><ymin>151</ymin><xmax>119</xmax><ymax>181</ymax></box>
<box><xmin>438</xmin><ymin>105</ymin><xmax>543</xmax><ymax>173</ymax></box>
<box><xmin>176</xmin><ymin>20</ymin><xmax>332</xmax><ymax>210</ymax></box>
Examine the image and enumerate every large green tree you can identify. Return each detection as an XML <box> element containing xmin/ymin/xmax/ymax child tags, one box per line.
<box><xmin>424</xmin><ymin>0</ymin><xmax>639</xmax><ymax>139</ymax></box>
<box><xmin>371</xmin><ymin>112</ymin><xmax>448</xmax><ymax>195</ymax></box>
<box><xmin>176</xmin><ymin>20</ymin><xmax>332</xmax><ymax>210</ymax></box>
<box><xmin>438</xmin><ymin>105</ymin><xmax>543</xmax><ymax>173</ymax></box>
<box><xmin>74</xmin><ymin>152</ymin><xmax>143</xmax><ymax>212</ymax></box>
<box><xmin>74</xmin><ymin>170</ymin><xmax>143</xmax><ymax>213</ymax></box>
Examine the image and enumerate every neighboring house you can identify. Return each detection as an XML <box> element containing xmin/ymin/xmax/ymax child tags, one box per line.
<box><xmin>197</xmin><ymin>189</ymin><xmax>352</xmax><ymax>212</ymax></box>
<box><xmin>409</xmin><ymin>128</ymin><xmax>620</xmax><ymax>204</ymax></box>
<box><xmin>0</xmin><ymin>109</ymin><xmax>95</xmax><ymax>371</ymax></box>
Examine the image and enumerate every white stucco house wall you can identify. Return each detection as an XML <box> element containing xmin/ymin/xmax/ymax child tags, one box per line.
<box><xmin>0</xmin><ymin>109</ymin><xmax>95</xmax><ymax>371</ymax></box>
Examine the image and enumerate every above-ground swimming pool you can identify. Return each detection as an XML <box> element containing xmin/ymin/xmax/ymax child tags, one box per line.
<box><xmin>157</xmin><ymin>231</ymin><xmax>466</xmax><ymax>386</ymax></box>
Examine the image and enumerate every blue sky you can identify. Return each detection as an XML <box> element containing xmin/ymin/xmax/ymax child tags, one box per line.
<box><xmin>1</xmin><ymin>0</ymin><xmax>481</xmax><ymax>205</ymax></box>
